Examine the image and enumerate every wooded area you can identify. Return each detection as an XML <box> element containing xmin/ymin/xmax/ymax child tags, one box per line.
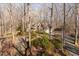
<box><xmin>0</xmin><ymin>3</ymin><xmax>79</xmax><ymax>56</ymax></box>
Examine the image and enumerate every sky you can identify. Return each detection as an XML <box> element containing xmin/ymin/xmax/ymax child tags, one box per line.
<box><xmin>31</xmin><ymin>3</ymin><xmax>42</xmax><ymax>10</ymax></box>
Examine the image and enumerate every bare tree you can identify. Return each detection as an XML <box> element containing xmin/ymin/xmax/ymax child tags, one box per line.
<box><xmin>22</xmin><ymin>3</ymin><xmax>26</xmax><ymax>35</ymax></box>
<box><xmin>49</xmin><ymin>3</ymin><xmax>53</xmax><ymax>40</ymax></box>
<box><xmin>27</xmin><ymin>3</ymin><xmax>32</xmax><ymax>55</ymax></box>
<box><xmin>0</xmin><ymin>7</ymin><xmax>3</xmax><ymax>36</ymax></box>
<box><xmin>74</xmin><ymin>4</ymin><xmax>78</xmax><ymax>45</ymax></box>
<box><xmin>61</xmin><ymin>3</ymin><xmax>66</xmax><ymax>51</ymax></box>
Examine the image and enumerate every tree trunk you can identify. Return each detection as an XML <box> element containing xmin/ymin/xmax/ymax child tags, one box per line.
<box><xmin>75</xmin><ymin>4</ymin><xmax>78</xmax><ymax>45</ymax></box>
<box><xmin>49</xmin><ymin>3</ymin><xmax>53</xmax><ymax>40</ymax></box>
<box><xmin>27</xmin><ymin>3</ymin><xmax>32</xmax><ymax>55</ymax></box>
<box><xmin>62</xmin><ymin>3</ymin><xmax>65</xmax><ymax>51</ymax></box>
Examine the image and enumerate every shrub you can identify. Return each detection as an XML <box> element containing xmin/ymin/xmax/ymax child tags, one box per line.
<box><xmin>32</xmin><ymin>35</ymin><xmax>54</xmax><ymax>55</ymax></box>
<box><xmin>32</xmin><ymin>35</ymin><xmax>50</xmax><ymax>49</ymax></box>
<box><xmin>53</xmin><ymin>38</ymin><xmax>62</xmax><ymax>49</ymax></box>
